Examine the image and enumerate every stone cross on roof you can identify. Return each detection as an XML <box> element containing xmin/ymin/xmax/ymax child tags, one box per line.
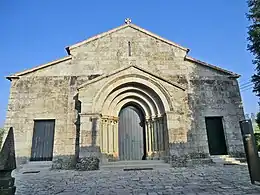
<box><xmin>125</xmin><ymin>18</ymin><xmax>132</xmax><ymax>24</ymax></box>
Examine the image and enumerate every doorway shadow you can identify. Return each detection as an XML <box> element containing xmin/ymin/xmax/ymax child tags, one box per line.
<box><xmin>73</xmin><ymin>93</ymin><xmax>99</xmax><ymax>162</ymax></box>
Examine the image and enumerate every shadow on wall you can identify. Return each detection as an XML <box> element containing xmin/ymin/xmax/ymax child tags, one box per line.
<box><xmin>71</xmin><ymin>93</ymin><xmax>100</xmax><ymax>170</ymax></box>
<box><xmin>73</xmin><ymin>93</ymin><xmax>81</xmax><ymax>162</ymax></box>
<box><xmin>165</xmin><ymin>72</ymin><xmax>211</xmax><ymax>167</ymax></box>
<box><xmin>166</xmin><ymin>63</ymin><xmax>246</xmax><ymax>167</ymax></box>
<box><xmin>166</xmin><ymin>111</ymin><xmax>212</xmax><ymax>167</ymax></box>
<box><xmin>169</xmin><ymin>65</ymin><xmax>246</xmax><ymax>166</ymax></box>
<box><xmin>50</xmin><ymin>111</ymin><xmax>100</xmax><ymax>170</ymax></box>
<box><xmin>74</xmin><ymin>92</ymin><xmax>100</xmax><ymax>156</ymax></box>
<box><xmin>13</xmin><ymin>93</ymin><xmax>100</xmax><ymax>171</ymax></box>
<box><xmin>15</xmin><ymin>113</ymin><xmax>100</xmax><ymax>171</ymax></box>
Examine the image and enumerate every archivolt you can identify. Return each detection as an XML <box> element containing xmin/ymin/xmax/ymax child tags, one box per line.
<box><xmin>93</xmin><ymin>74</ymin><xmax>173</xmax><ymax>118</ymax></box>
<box><xmin>114</xmin><ymin>97</ymin><xmax>151</xmax><ymax>117</ymax></box>
<box><xmin>104</xmin><ymin>90</ymin><xmax>157</xmax><ymax>117</ymax></box>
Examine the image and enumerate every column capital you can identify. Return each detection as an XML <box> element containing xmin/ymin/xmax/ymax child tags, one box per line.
<box><xmin>79</xmin><ymin>112</ymin><xmax>101</xmax><ymax>118</ymax></box>
<box><xmin>146</xmin><ymin>118</ymin><xmax>152</xmax><ymax>123</ymax></box>
<box><xmin>102</xmin><ymin>115</ymin><xmax>119</xmax><ymax>123</ymax></box>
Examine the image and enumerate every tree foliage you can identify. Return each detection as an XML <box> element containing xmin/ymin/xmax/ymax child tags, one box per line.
<box><xmin>255</xmin><ymin>133</ymin><xmax>260</xmax><ymax>151</ymax></box>
<box><xmin>254</xmin><ymin>113</ymin><xmax>260</xmax><ymax>151</ymax></box>
<box><xmin>256</xmin><ymin>112</ymin><xmax>260</xmax><ymax>128</ymax></box>
<box><xmin>247</xmin><ymin>0</ymin><xmax>260</xmax><ymax>97</ymax></box>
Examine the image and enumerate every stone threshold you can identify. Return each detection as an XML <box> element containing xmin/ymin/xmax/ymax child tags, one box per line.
<box><xmin>100</xmin><ymin>160</ymin><xmax>170</xmax><ymax>171</ymax></box>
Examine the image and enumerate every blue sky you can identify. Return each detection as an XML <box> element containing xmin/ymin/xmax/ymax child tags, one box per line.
<box><xmin>0</xmin><ymin>1</ymin><xmax>258</xmax><ymax>126</ymax></box>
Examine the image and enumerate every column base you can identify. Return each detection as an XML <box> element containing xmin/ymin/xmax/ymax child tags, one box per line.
<box><xmin>146</xmin><ymin>151</ymin><xmax>166</xmax><ymax>160</ymax></box>
<box><xmin>101</xmin><ymin>153</ymin><xmax>120</xmax><ymax>163</ymax></box>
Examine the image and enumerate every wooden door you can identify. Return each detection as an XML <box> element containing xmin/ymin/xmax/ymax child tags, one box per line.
<box><xmin>118</xmin><ymin>106</ymin><xmax>145</xmax><ymax>160</ymax></box>
<box><xmin>31</xmin><ymin>120</ymin><xmax>55</xmax><ymax>161</ymax></box>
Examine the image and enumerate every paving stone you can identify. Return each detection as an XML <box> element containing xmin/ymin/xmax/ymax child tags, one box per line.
<box><xmin>12</xmin><ymin>165</ymin><xmax>260</xmax><ymax>195</ymax></box>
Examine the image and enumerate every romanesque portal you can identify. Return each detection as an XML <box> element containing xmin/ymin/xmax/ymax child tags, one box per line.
<box><xmin>86</xmin><ymin>78</ymin><xmax>171</xmax><ymax>161</ymax></box>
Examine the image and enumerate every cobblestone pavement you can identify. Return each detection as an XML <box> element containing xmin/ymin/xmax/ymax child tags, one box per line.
<box><xmin>13</xmin><ymin>164</ymin><xmax>260</xmax><ymax>195</ymax></box>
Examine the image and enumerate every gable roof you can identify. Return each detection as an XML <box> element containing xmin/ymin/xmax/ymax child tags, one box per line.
<box><xmin>7</xmin><ymin>56</ymin><xmax>72</xmax><ymax>80</ymax></box>
<box><xmin>6</xmin><ymin>22</ymin><xmax>240</xmax><ymax>80</ymax></box>
<box><xmin>185</xmin><ymin>56</ymin><xmax>240</xmax><ymax>78</ymax></box>
<box><xmin>66</xmin><ymin>23</ymin><xmax>189</xmax><ymax>54</ymax></box>
<box><xmin>78</xmin><ymin>65</ymin><xmax>186</xmax><ymax>91</ymax></box>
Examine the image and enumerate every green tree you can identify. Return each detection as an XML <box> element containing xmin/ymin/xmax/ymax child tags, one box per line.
<box><xmin>254</xmin><ymin>113</ymin><xmax>260</xmax><ymax>151</ymax></box>
<box><xmin>255</xmin><ymin>133</ymin><xmax>260</xmax><ymax>151</ymax></box>
<box><xmin>256</xmin><ymin>112</ymin><xmax>260</xmax><ymax>128</ymax></box>
<box><xmin>247</xmin><ymin>0</ymin><xmax>260</xmax><ymax>98</ymax></box>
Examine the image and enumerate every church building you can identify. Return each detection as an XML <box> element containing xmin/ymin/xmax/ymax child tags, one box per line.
<box><xmin>4</xmin><ymin>19</ymin><xmax>245</xmax><ymax>166</ymax></box>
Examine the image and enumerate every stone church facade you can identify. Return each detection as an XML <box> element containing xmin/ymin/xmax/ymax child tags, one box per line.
<box><xmin>3</xmin><ymin>20</ymin><xmax>245</xmax><ymax>166</ymax></box>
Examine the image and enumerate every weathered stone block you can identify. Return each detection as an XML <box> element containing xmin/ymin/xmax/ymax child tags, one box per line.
<box><xmin>52</xmin><ymin>155</ymin><xmax>76</xmax><ymax>170</ymax></box>
<box><xmin>76</xmin><ymin>157</ymin><xmax>100</xmax><ymax>171</ymax></box>
<box><xmin>51</xmin><ymin>155</ymin><xmax>100</xmax><ymax>171</ymax></box>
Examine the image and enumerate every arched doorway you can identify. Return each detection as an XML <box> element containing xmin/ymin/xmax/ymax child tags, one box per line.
<box><xmin>118</xmin><ymin>104</ymin><xmax>147</xmax><ymax>160</ymax></box>
<box><xmin>93</xmin><ymin>76</ymin><xmax>175</xmax><ymax>161</ymax></box>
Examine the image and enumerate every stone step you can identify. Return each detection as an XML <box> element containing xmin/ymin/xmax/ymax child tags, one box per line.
<box><xmin>16</xmin><ymin>161</ymin><xmax>53</xmax><ymax>173</ymax></box>
<box><xmin>210</xmin><ymin>155</ymin><xmax>229</xmax><ymax>159</ymax></box>
<box><xmin>225</xmin><ymin>160</ymin><xmax>242</xmax><ymax>164</ymax></box>
<box><xmin>210</xmin><ymin>155</ymin><xmax>247</xmax><ymax>165</ymax></box>
<box><xmin>22</xmin><ymin>161</ymin><xmax>53</xmax><ymax>168</ymax></box>
<box><xmin>100</xmin><ymin>160</ymin><xmax>170</xmax><ymax>171</ymax></box>
<box><xmin>211</xmin><ymin>158</ymin><xmax>240</xmax><ymax>163</ymax></box>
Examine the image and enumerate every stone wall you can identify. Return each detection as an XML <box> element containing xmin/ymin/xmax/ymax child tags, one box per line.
<box><xmin>3</xmin><ymin>76</ymin><xmax>89</xmax><ymax>165</ymax></box>
<box><xmin>69</xmin><ymin>27</ymin><xmax>187</xmax><ymax>79</ymax></box>
<box><xmin>4</xmin><ymin>24</ymin><xmax>245</xmax><ymax>166</ymax></box>
<box><xmin>22</xmin><ymin>26</ymin><xmax>188</xmax><ymax>83</ymax></box>
<box><xmin>187</xmin><ymin>77</ymin><xmax>244</xmax><ymax>157</ymax></box>
<box><xmin>167</xmin><ymin>64</ymin><xmax>245</xmax><ymax>162</ymax></box>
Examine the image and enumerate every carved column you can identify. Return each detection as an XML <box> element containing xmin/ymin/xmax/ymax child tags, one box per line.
<box><xmin>151</xmin><ymin>119</ymin><xmax>155</xmax><ymax>154</ymax></box>
<box><xmin>157</xmin><ymin>117</ymin><xmax>161</xmax><ymax>151</ymax></box>
<box><xmin>111</xmin><ymin>121</ymin><xmax>115</xmax><ymax>153</ymax></box>
<box><xmin>113</xmin><ymin>119</ymin><xmax>119</xmax><ymax>159</ymax></box>
<box><xmin>153</xmin><ymin>117</ymin><xmax>161</xmax><ymax>152</ymax></box>
<box><xmin>161</xmin><ymin>116</ymin><xmax>165</xmax><ymax>151</ymax></box>
<box><xmin>147</xmin><ymin>119</ymin><xmax>152</xmax><ymax>157</ymax></box>
<box><xmin>102</xmin><ymin>119</ymin><xmax>108</xmax><ymax>153</ymax></box>
<box><xmin>108</xmin><ymin>120</ymin><xmax>114</xmax><ymax>153</ymax></box>
<box><xmin>100</xmin><ymin>119</ymin><xmax>103</xmax><ymax>152</ymax></box>
<box><xmin>156</xmin><ymin>117</ymin><xmax>162</xmax><ymax>152</ymax></box>
<box><xmin>156</xmin><ymin>118</ymin><xmax>160</xmax><ymax>151</ymax></box>
<box><xmin>100</xmin><ymin>116</ymin><xmax>119</xmax><ymax>160</ymax></box>
<box><xmin>160</xmin><ymin>116</ymin><xmax>165</xmax><ymax>151</ymax></box>
<box><xmin>145</xmin><ymin>120</ymin><xmax>149</xmax><ymax>157</ymax></box>
<box><xmin>152</xmin><ymin>118</ymin><xmax>156</xmax><ymax>152</ymax></box>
